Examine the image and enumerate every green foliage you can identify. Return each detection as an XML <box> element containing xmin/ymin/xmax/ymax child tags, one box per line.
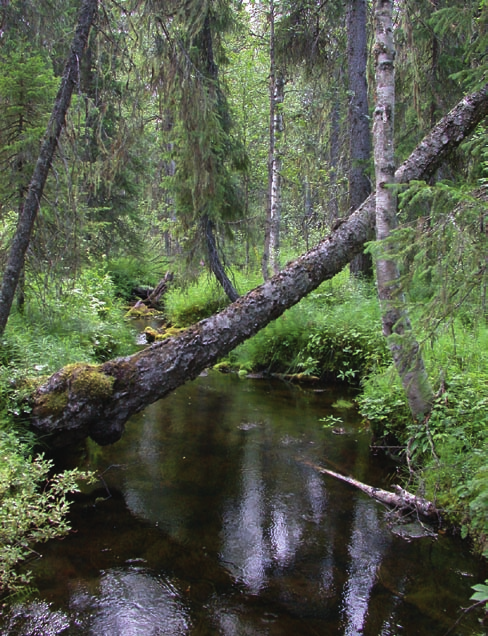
<box><xmin>471</xmin><ymin>580</ymin><xmax>488</xmax><ymax>609</ymax></box>
<box><xmin>164</xmin><ymin>268</ymin><xmax>264</xmax><ymax>327</ymax></box>
<box><xmin>359</xmin><ymin>324</ymin><xmax>488</xmax><ymax>551</ymax></box>
<box><xmin>431</xmin><ymin>3</ymin><xmax>488</xmax><ymax>90</ymax></box>
<box><xmin>320</xmin><ymin>414</ymin><xmax>344</xmax><ymax>429</ymax></box>
<box><xmin>106</xmin><ymin>256</ymin><xmax>168</xmax><ymax>301</ymax></box>
<box><xmin>0</xmin><ymin>258</ymin><xmax>139</xmax><ymax>595</ymax></box>
<box><xmin>357</xmin><ymin>366</ymin><xmax>411</xmax><ymax>438</ymax></box>
<box><xmin>12</xmin><ymin>263</ymin><xmax>138</xmax><ymax>367</ymax></box>
<box><xmin>230</xmin><ymin>272</ymin><xmax>390</xmax><ymax>378</ymax></box>
<box><xmin>164</xmin><ymin>274</ymin><xmax>230</xmax><ymax>326</ymax></box>
<box><xmin>232</xmin><ymin>306</ymin><xmax>308</xmax><ymax>374</ymax></box>
<box><xmin>388</xmin><ymin>179</ymin><xmax>488</xmax><ymax>337</ymax></box>
<box><xmin>0</xmin><ymin>431</ymin><xmax>95</xmax><ymax>595</ymax></box>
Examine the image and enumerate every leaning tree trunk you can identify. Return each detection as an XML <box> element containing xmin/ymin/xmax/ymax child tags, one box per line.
<box><xmin>0</xmin><ymin>0</ymin><xmax>98</xmax><ymax>337</ymax></box>
<box><xmin>30</xmin><ymin>83</ymin><xmax>488</xmax><ymax>448</ymax></box>
<box><xmin>203</xmin><ymin>214</ymin><xmax>240</xmax><ymax>303</ymax></box>
<box><xmin>373</xmin><ymin>0</ymin><xmax>433</xmax><ymax>419</ymax></box>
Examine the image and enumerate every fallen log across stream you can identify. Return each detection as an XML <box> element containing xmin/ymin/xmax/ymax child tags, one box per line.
<box><xmin>301</xmin><ymin>459</ymin><xmax>440</xmax><ymax>522</ymax></box>
<box><xmin>28</xmin><ymin>83</ymin><xmax>488</xmax><ymax>448</ymax></box>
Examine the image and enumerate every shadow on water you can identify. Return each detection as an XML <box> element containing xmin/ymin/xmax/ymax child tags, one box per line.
<box><xmin>1</xmin><ymin>371</ymin><xmax>486</xmax><ymax>635</ymax></box>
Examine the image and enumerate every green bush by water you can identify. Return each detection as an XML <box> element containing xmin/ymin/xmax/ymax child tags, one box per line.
<box><xmin>0</xmin><ymin>263</ymin><xmax>138</xmax><ymax>596</ymax></box>
<box><xmin>230</xmin><ymin>271</ymin><xmax>390</xmax><ymax>378</ymax></box>
<box><xmin>358</xmin><ymin>322</ymin><xmax>488</xmax><ymax>553</ymax></box>
<box><xmin>0</xmin><ymin>431</ymin><xmax>95</xmax><ymax>595</ymax></box>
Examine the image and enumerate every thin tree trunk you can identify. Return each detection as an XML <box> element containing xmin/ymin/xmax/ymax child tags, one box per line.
<box><xmin>373</xmin><ymin>0</ymin><xmax>433</xmax><ymax>419</ymax></box>
<box><xmin>262</xmin><ymin>0</ymin><xmax>284</xmax><ymax>280</ymax></box>
<box><xmin>200</xmin><ymin>14</ymin><xmax>240</xmax><ymax>302</ymax></box>
<box><xmin>0</xmin><ymin>0</ymin><xmax>98</xmax><ymax>337</ymax></box>
<box><xmin>347</xmin><ymin>0</ymin><xmax>373</xmax><ymax>278</ymax></box>
<box><xmin>29</xmin><ymin>83</ymin><xmax>488</xmax><ymax>447</ymax></box>
<box><xmin>203</xmin><ymin>214</ymin><xmax>239</xmax><ymax>303</ymax></box>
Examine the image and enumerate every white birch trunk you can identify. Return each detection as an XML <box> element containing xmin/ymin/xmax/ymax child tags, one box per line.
<box><xmin>269</xmin><ymin>72</ymin><xmax>284</xmax><ymax>275</ymax></box>
<box><xmin>373</xmin><ymin>0</ymin><xmax>433</xmax><ymax>419</ymax></box>
<box><xmin>262</xmin><ymin>0</ymin><xmax>283</xmax><ymax>279</ymax></box>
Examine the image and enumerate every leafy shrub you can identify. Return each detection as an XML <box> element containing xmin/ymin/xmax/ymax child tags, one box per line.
<box><xmin>7</xmin><ymin>265</ymin><xmax>138</xmax><ymax>370</ymax></box>
<box><xmin>357</xmin><ymin>366</ymin><xmax>411</xmax><ymax>438</ymax></box>
<box><xmin>0</xmin><ymin>432</ymin><xmax>95</xmax><ymax>595</ymax></box>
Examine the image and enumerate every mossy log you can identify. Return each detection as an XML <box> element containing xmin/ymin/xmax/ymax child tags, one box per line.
<box><xmin>29</xmin><ymin>84</ymin><xmax>488</xmax><ymax>447</ymax></box>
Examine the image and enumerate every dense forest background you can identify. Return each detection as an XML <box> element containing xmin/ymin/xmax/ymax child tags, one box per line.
<box><xmin>0</xmin><ymin>0</ymin><xmax>487</xmax><ymax>603</ymax></box>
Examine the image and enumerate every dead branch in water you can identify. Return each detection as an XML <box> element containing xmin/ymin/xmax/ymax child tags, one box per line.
<box><xmin>301</xmin><ymin>459</ymin><xmax>439</xmax><ymax>521</ymax></box>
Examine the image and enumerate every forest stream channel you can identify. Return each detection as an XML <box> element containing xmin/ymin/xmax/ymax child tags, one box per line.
<box><xmin>1</xmin><ymin>370</ymin><xmax>486</xmax><ymax>635</ymax></box>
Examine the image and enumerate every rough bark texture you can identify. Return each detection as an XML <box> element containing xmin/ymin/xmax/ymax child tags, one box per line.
<box><xmin>373</xmin><ymin>0</ymin><xmax>433</xmax><ymax>419</ymax></box>
<box><xmin>30</xmin><ymin>83</ymin><xmax>488</xmax><ymax>448</ymax></box>
<box><xmin>203</xmin><ymin>214</ymin><xmax>239</xmax><ymax>303</ymax></box>
<box><xmin>0</xmin><ymin>0</ymin><xmax>98</xmax><ymax>336</ymax></box>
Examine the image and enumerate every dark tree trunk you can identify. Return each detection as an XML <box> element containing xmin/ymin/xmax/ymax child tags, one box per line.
<box><xmin>0</xmin><ymin>0</ymin><xmax>98</xmax><ymax>337</ymax></box>
<box><xmin>347</xmin><ymin>0</ymin><xmax>373</xmax><ymax>278</ymax></box>
<box><xmin>29</xmin><ymin>83</ymin><xmax>488</xmax><ymax>448</ymax></box>
<box><xmin>203</xmin><ymin>214</ymin><xmax>239</xmax><ymax>303</ymax></box>
<box><xmin>199</xmin><ymin>15</ymin><xmax>240</xmax><ymax>301</ymax></box>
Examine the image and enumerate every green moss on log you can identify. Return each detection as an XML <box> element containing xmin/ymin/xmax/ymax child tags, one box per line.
<box><xmin>35</xmin><ymin>390</ymin><xmax>69</xmax><ymax>418</ymax></box>
<box><xmin>69</xmin><ymin>365</ymin><xmax>115</xmax><ymax>400</ymax></box>
<box><xmin>57</xmin><ymin>363</ymin><xmax>115</xmax><ymax>400</ymax></box>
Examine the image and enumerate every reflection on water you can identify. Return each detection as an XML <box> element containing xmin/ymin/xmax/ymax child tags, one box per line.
<box><xmin>1</xmin><ymin>371</ymin><xmax>485</xmax><ymax>635</ymax></box>
<box><xmin>88</xmin><ymin>568</ymin><xmax>190</xmax><ymax>635</ymax></box>
<box><xmin>342</xmin><ymin>500</ymin><xmax>386</xmax><ymax>635</ymax></box>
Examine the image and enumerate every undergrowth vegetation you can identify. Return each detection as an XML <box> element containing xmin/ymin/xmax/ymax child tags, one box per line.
<box><xmin>0</xmin><ymin>264</ymin><xmax>137</xmax><ymax>597</ymax></box>
<box><xmin>229</xmin><ymin>272</ymin><xmax>390</xmax><ymax>379</ymax></box>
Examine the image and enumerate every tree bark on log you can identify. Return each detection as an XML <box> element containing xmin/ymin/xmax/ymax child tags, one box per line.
<box><xmin>29</xmin><ymin>84</ymin><xmax>488</xmax><ymax>448</ymax></box>
<box><xmin>300</xmin><ymin>460</ymin><xmax>439</xmax><ymax>521</ymax></box>
<box><xmin>0</xmin><ymin>0</ymin><xmax>98</xmax><ymax>337</ymax></box>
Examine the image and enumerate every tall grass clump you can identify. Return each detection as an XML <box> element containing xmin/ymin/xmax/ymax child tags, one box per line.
<box><xmin>164</xmin><ymin>274</ymin><xmax>230</xmax><ymax>326</ymax></box>
<box><xmin>164</xmin><ymin>268</ymin><xmax>264</xmax><ymax>326</ymax></box>
<box><xmin>230</xmin><ymin>271</ymin><xmax>390</xmax><ymax>378</ymax></box>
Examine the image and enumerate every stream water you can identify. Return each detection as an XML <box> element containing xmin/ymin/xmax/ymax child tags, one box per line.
<box><xmin>1</xmin><ymin>371</ymin><xmax>486</xmax><ymax>635</ymax></box>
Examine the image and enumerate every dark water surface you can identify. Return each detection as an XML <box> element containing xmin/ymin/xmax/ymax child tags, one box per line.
<box><xmin>2</xmin><ymin>372</ymin><xmax>486</xmax><ymax>635</ymax></box>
